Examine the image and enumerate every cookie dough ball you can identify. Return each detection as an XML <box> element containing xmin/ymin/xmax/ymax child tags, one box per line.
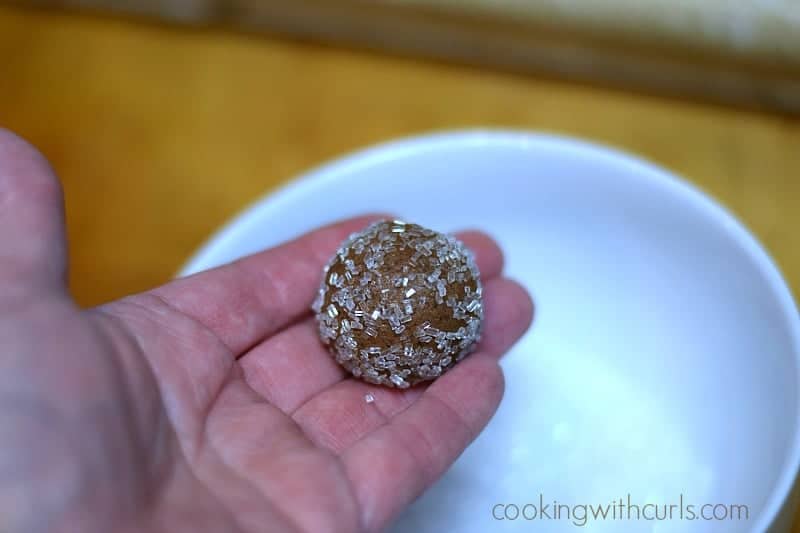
<box><xmin>313</xmin><ymin>220</ymin><xmax>484</xmax><ymax>388</ymax></box>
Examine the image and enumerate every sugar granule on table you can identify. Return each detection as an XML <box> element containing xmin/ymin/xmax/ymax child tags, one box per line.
<box><xmin>313</xmin><ymin>220</ymin><xmax>484</xmax><ymax>388</ymax></box>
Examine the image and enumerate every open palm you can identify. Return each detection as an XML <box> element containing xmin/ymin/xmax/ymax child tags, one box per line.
<box><xmin>0</xmin><ymin>129</ymin><xmax>533</xmax><ymax>533</ymax></box>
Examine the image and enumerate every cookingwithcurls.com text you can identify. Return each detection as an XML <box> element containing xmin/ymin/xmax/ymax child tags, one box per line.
<box><xmin>491</xmin><ymin>494</ymin><xmax>749</xmax><ymax>527</ymax></box>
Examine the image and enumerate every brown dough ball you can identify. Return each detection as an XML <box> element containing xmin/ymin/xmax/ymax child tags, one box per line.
<box><xmin>312</xmin><ymin>220</ymin><xmax>484</xmax><ymax>388</ymax></box>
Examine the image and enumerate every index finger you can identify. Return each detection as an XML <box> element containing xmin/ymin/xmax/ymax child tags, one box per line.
<box><xmin>146</xmin><ymin>215</ymin><xmax>389</xmax><ymax>354</ymax></box>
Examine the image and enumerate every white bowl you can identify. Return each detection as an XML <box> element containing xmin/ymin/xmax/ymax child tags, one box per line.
<box><xmin>181</xmin><ymin>130</ymin><xmax>800</xmax><ymax>533</ymax></box>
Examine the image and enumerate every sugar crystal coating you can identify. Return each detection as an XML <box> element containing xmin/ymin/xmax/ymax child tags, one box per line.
<box><xmin>313</xmin><ymin>220</ymin><xmax>484</xmax><ymax>388</ymax></box>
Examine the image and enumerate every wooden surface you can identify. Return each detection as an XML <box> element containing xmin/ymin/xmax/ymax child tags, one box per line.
<box><xmin>0</xmin><ymin>4</ymin><xmax>799</xmax><ymax>530</ymax></box>
<box><xmin>0</xmin><ymin>3</ymin><xmax>798</xmax><ymax>311</ymax></box>
<box><xmin>14</xmin><ymin>0</ymin><xmax>800</xmax><ymax>114</ymax></box>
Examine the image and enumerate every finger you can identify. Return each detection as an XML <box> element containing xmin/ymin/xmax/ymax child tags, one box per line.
<box><xmin>469</xmin><ymin>278</ymin><xmax>534</xmax><ymax>359</ymax></box>
<box><xmin>140</xmin><ymin>215</ymin><xmax>390</xmax><ymax>355</ymax></box>
<box><xmin>240</xmin><ymin>232</ymin><xmax>506</xmax><ymax>413</ymax></box>
<box><xmin>242</xmin><ymin>317</ymin><xmax>348</xmax><ymax>412</ymax></box>
<box><xmin>298</xmin><ymin>278</ymin><xmax>531</xmax><ymax>531</ymax></box>
<box><xmin>454</xmin><ymin>230</ymin><xmax>504</xmax><ymax>283</ymax></box>
<box><xmin>344</xmin><ymin>354</ymin><xmax>505</xmax><ymax>532</ymax></box>
<box><xmin>289</xmin><ymin>277</ymin><xmax>533</xmax><ymax>454</ymax></box>
<box><xmin>0</xmin><ymin>129</ymin><xmax>67</xmax><ymax>294</ymax></box>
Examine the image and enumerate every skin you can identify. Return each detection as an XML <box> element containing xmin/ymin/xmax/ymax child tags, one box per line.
<box><xmin>0</xmin><ymin>128</ymin><xmax>534</xmax><ymax>533</ymax></box>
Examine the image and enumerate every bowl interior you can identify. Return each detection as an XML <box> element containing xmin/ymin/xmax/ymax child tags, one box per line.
<box><xmin>182</xmin><ymin>132</ymin><xmax>800</xmax><ymax>532</ymax></box>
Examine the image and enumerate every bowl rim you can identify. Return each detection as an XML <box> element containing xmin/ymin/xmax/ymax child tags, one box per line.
<box><xmin>180</xmin><ymin>128</ymin><xmax>800</xmax><ymax>532</ymax></box>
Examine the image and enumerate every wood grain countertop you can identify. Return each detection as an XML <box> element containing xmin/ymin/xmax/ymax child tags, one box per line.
<box><xmin>0</xmin><ymin>4</ymin><xmax>799</xmax><ymax>530</ymax></box>
<box><xmin>2</xmin><ymin>5</ymin><xmax>798</xmax><ymax>309</ymax></box>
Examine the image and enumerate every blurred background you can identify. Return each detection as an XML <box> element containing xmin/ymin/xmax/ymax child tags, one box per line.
<box><xmin>0</xmin><ymin>0</ymin><xmax>798</xmax><ymax>311</ymax></box>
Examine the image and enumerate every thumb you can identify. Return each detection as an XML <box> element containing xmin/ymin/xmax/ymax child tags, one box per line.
<box><xmin>0</xmin><ymin>128</ymin><xmax>68</xmax><ymax>298</ymax></box>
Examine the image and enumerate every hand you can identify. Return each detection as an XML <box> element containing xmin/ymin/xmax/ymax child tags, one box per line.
<box><xmin>0</xmin><ymin>129</ymin><xmax>533</xmax><ymax>533</ymax></box>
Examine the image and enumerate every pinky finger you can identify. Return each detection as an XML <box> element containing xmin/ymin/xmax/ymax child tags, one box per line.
<box><xmin>341</xmin><ymin>278</ymin><xmax>532</xmax><ymax>531</ymax></box>
<box><xmin>342</xmin><ymin>353</ymin><xmax>505</xmax><ymax>532</ymax></box>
